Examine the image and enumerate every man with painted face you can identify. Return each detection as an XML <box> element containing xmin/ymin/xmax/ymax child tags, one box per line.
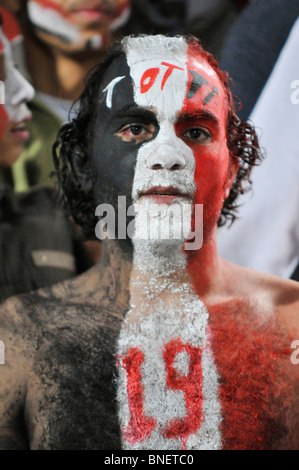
<box><xmin>0</xmin><ymin>34</ymin><xmax>298</xmax><ymax>450</ymax></box>
<box><xmin>9</xmin><ymin>0</ymin><xmax>186</xmax><ymax>192</ymax></box>
<box><xmin>0</xmin><ymin>19</ymin><xmax>92</xmax><ymax>301</ymax></box>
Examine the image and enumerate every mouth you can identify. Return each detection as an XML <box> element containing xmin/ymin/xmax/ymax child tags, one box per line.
<box><xmin>138</xmin><ymin>186</ymin><xmax>192</xmax><ymax>204</ymax></box>
<box><xmin>69</xmin><ymin>4</ymin><xmax>112</xmax><ymax>21</ymax></box>
<box><xmin>10</xmin><ymin>116</ymin><xmax>31</xmax><ymax>142</ymax></box>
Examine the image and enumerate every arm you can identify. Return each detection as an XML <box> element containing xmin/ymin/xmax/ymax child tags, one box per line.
<box><xmin>0</xmin><ymin>298</ymin><xmax>32</xmax><ymax>449</ymax></box>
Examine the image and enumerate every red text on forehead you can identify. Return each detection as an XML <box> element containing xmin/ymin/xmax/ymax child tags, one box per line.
<box><xmin>140</xmin><ymin>62</ymin><xmax>184</xmax><ymax>94</ymax></box>
<box><xmin>139</xmin><ymin>62</ymin><xmax>219</xmax><ymax>108</ymax></box>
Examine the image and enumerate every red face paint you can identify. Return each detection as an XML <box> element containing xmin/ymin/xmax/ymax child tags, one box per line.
<box><xmin>0</xmin><ymin>26</ymin><xmax>34</xmax><ymax>167</ymax></box>
<box><xmin>28</xmin><ymin>0</ymin><xmax>68</xmax><ymax>18</ymax></box>
<box><xmin>175</xmin><ymin>49</ymin><xmax>231</xmax><ymax>237</ymax></box>
<box><xmin>29</xmin><ymin>0</ymin><xmax>130</xmax><ymax>24</ymax></box>
<box><xmin>0</xmin><ymin>5</ymin><xmax>22</xmax><ymax>42</ymax></box>
<box><xmin>0</xmin><ymin>105</ymin><xmax>10</xmax><ymax>140</ymax></box>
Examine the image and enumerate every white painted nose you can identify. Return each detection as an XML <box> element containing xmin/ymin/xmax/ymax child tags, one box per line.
<box><xmin>146</xmin><ymin>143</ymin><xmax>186</xmax><ymax>171</ymax></box>
<box><xmin>9</xmin><ymin>68</ymin><xmax>35</xmax><ymax>107</ymax></box>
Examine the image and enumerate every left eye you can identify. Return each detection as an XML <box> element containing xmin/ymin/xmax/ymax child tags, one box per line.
<box><xmin>183</xmin><ymin>128</ymin><xmax>211</xmax><ymax>142</ymax></box>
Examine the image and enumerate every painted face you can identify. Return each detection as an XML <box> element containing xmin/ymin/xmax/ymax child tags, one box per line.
<box><xmin>91</xmin><ymin>36</ymin><xmax>237</xmax><ymax>246</ymax></box>
<box><xmin>27</xmin><ymin>0</ymin><xmax>131</xmax><ymax>53</ymax></box>
<box><xmin>0</xmin><ymin>28</ymin><xmax>34</xmax><ymax>169</ymax></box>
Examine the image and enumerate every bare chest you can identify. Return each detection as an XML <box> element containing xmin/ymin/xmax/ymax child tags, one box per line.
<box><xmin>116</xmin><ymin>295</ymin><xmax>295</xmax><ymax>450</ymax></box>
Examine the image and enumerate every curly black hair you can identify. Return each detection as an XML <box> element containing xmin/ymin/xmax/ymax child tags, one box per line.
<box><xmin>53</xmin><ymin>35</ymin><xmax>262</xmax><ymax>240</ymax></box>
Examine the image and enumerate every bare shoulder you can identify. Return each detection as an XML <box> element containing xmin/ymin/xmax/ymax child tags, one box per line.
<box><xmin>0</xmin><ymin>266</ymin><xmax>121</xmax><ymax>449</ymax></box>
<box><xmin>221</xmin><ymin>259</ymin><xmax>299</xmax><ymax>336</ymax></box>
<box><xmin>0</xmin><ymin>294</ymin><xmax>38</xmax><ymax>449</ymax></box>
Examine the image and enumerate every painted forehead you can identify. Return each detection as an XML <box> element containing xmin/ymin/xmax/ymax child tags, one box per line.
<box><xmin>101</xmin><ymin>36</ymin><xmax>227</xmax><ymax>122</ymax></box>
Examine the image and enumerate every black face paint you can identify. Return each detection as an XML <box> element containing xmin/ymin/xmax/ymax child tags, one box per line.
<box><xmin>89</xmin><ymin>53</ymin><xmax>159</xmax><ymax>249</ymax></box>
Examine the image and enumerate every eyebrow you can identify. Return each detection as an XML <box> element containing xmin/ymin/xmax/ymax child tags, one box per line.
<box><xmin>114</xmin><ymin>106</ymin><xmax>158</xmax><ymax>122</ymax></box>
<box><xmin>176</xmin><ymin>110</ymin><xmax>220</xmax><ymax>126</ymax></box>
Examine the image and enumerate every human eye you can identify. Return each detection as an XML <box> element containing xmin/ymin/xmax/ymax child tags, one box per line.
<box><xmin>182</xmin><ymin>127</ymin><xmax>211</xmax><ymax>143</ymax></box>
<box><xmin>115</xmin><ymin>122</ymin><xmax>156</xmax><ymax>143</ymax></box>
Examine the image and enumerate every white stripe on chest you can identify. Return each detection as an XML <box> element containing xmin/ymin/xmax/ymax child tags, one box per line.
<box><xmin>116</xmin><ymin>37</ymin><xmax>222</xmax><ymax>450</ymax></box>
<box><xmin>116</xmin><ymin>270</ymin><xmax>222</xmax><ymax>450</ymax></box>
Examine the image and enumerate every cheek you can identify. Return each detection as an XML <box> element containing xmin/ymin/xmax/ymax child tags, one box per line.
<box><xmin>193</xmin><ymin>144</ymin><xmax>230</xmax><ymax>206</ymax></box>
<box><xmin>0</xmin><ymin>105</ymin><xmax>10</xmax><ymax>139</ymax></box>
<box><xmin>92</xmin><ymin>134</ymin><xmax>138</xmax><ymax>203</ymax></box>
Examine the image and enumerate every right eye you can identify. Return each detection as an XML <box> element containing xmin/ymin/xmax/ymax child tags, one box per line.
<box><xmin>115</xmin><ymin>123</ymin><xmax>156</xmax><ymax>142</ymax></box>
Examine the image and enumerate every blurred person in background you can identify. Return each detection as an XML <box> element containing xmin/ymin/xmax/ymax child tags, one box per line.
<box><xmin>217</xmin><ymin>0</ymin><xmax>299</xmax><ymax>282</ymax></box>
<box><xmin>0</xmin><ymin>15</ymin><xmax>91</xmax><ymax>302</ymax></box>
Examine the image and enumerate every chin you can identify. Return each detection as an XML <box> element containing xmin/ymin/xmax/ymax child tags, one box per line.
<box><xmin>35</xmin><ymin>29</ymin><xmax>106</xmax><ymax>55</ymax></box>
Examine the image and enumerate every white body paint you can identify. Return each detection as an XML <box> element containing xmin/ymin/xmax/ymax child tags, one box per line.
<box><xmin>117</xmin><ymin>274</ymin><xmax>222</xmax><ymax>450</ymax></box>
<box><xmin>116</xmin><ymin>36</ymin><xmax>222</xmax><ymax>450</ymax></box>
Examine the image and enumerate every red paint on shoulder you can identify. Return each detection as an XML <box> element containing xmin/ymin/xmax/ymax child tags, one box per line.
<box><xmin>207</xmin><ymin>299</ymin><xmax>294</xmax><ymax>449</ymax></box>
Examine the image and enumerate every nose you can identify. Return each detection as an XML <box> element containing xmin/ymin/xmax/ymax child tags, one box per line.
<box><xmin>9</xmin><ymin>68</ymin><xmax>35</xmax><ymax>107</ymax></box>
<box><xmin>146</xmin><ymin>143</ymin><xmax>186</xmax><ymax>171</ymax></box>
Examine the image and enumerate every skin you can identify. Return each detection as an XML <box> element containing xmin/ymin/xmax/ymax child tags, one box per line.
<box><xmin>16</xmin><ymin>0</ymin><xmax>131</xmax><ymax>100</ymax></box>
<box><xmin>26</xmin><ymin>0</ymin><xmax>130</xmax><ymax>51</ymax></box>
<box><xmin>0</xmin><ymin>47</ymin><xmax>298</xmax><ymax>450</ymax></box>
<box><xmin>0</xmin><ymin>28</ymin><xmax>34</xmax><ymax>169</ymax></box>
<box><xmin>0</xmin><ymin>1</ymin><xmax>24</xmax><ymax>14</ymax></box>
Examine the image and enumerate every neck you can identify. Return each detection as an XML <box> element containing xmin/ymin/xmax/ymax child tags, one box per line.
<box><xmin>82</xmin><ymin>240</ymin><xmax>133</xmax><ymax>310</ymax></box>
<box><xmin>129</xmin><ymin>227</ymin><xmax>221</xmax><ymax>306</ymax></box>
<box><xmin>187</xmin><ymin>228</ymin><xmax>222</xmax><ymax>301</ymax></box>
<box><xmin>24</xmin><ymin>33</ymin><xmax>106</xmax><ymax>101</ymax></box>
<box><xmin>91</xmin><ymin>228</ymin><xmax>222</xmax><ymax>310</ymax></box>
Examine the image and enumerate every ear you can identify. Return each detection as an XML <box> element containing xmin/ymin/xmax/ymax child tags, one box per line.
<box><xmin>224</xmin><ymin>156</ymin><xmax>239</xmax><ymax>200</ymax></box>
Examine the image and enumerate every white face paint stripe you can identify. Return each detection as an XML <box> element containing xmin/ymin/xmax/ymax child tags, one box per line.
<box><xmin>110</xmin><ymin>5</ymin><xmax>131</xmax><ymax>32</ymax></box>
<box><xmin>0</xmin><ymin>30</ymin><xmax>34</xmax><ymax>121</ymax></box>
<box><xmin>116</xmin><ymin>36</ymin><xmax>222</xmax><ymax>450</ymax></box>
<box><xmin>28</xmin><ymin>2</ymin><xmax>81</xmax><ymax>44</ymax></box>
<box><xmin>123</xmin><ymin>35</ymin><xmax>189</xmax><ymax>119</ymax></box>
<box><xmin>103</xmin><ymin>76</ymin><xmax>125</xmax><ymax>109</ymax></box>
<box><xmin>117</xmin><ymin>282</ymin><xmax>222</xmax><ymax>450</ymax></box>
